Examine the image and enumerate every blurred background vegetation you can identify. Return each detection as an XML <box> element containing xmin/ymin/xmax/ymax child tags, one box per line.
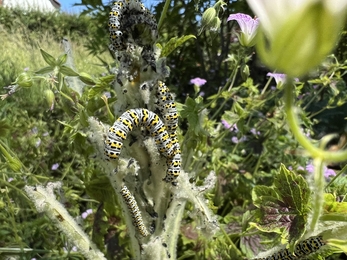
<box><xmin>1</xmin><ymin>0</ymin><xmax>347</xmax><ymax>259</ymax></box>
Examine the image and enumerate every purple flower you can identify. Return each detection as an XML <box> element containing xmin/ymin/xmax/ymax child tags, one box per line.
<box><xmin>305</xmin><ymin>163</ymin><xmax>314</xmax><ymax>174</ymax></box>
<box><xmin>221</xmin><ymin>120</ymin><xmax>238</xmax><ymax>132</ymax></box>
<box><xmin>267</xmin><ymin>73</ymin><xmax>287</xmax><ymax>85</ymax></box>
<box><xmin>231</xmin><ymin>136</ymin><xmax>247</xmax><ymax>144</ymax></box>
<box><xmin>103</xmin><ymin>92</ymin><xmax>111</xmax><ymax>99</ymax></box>
<box><xmin>8</xmin><ymin>178</ymin><xmax>14</xmax><ymax>182</ymax></box>
<box><xmin>301</xmin><ymin>128</ymin><xmax>311</xmax><ymax>138</ymax></box>
<box><xmin>297</xmin><ymin>166</ymin><xmax>304</xmax><ymax>171</ymax></box>
<box><xmin>51</xmin><ymin>163</ymin><xmax>59</xmax><ymax>170</ymax></box>
<box><xmin>305</xmin><ymin>162</ymin><xmax>336</xmax><ymax>178</ymax></box>
<box><xmin>24</xmin><ymin>67</ymin><xmax>30</xmax><ymax>71</ymax></box>
<box><xmin>231</xmin><ymin>136</ymin><xmax>239</xmax><ymax>143</ymax></box>
<box><xmin>324</xmin><ymin>168</ymin><xmax>336</xmax><ymax>178</ymax></box>
<box><xmin>267</xmin><ymin>73</ymin><xmax>299</xmax><ymax>86</ymax></box>
<box><xmin>81</xmin><ymin>209</ymin><xmax>93</xmax><ymax>219</ymax></box>
<box><xmin>199</xmin><ymin>91</ymin><xmax>205</xmax><ymax>97</ymax></box>
<box><xmin>190</xmin><ymin>77</ymin><xmax>207</xmax><ymax>87</ymax></box>
<box><xmin>221</xmin><ymin>119</ymin><xmax>232</xmax><ymax>129</ymax></box>
<box><xmin>250</xmin><ymin>128</ymin><xmax>260</xmax><ymax>136</ymax></box>
<box><xmin>227</xmin><ymin>13</ymin><xmax>259</xmax><ymax>47</ymax></box>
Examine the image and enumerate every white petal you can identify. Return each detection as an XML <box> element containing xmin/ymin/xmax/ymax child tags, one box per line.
<box><xmin>324</xmin><ymin>0</ymin><xmax>347</xmax><ymax>16</ymax></box>
<box><xmin>246</xmin><ymin>0</ymin><xmax>315</xmax><ymax>38</ymax></box>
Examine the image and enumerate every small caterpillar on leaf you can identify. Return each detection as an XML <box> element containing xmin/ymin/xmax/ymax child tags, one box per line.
<box><xmin>254</xmin><ymin>236</ymin><xmax>325</xmax><ymax>260</ymax></box>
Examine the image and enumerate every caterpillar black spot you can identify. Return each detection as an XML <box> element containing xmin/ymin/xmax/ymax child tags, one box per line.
<box><xmin>105</xmin><ymin>108</ymin><xmax>180</xmax><ymax>184</ymax></box>
<box><xmin>155</xmin><ymin>81</ymin><xmax>179</xmax><ymax>146</ymax></box>
<box><xmin>120</xmin><ymin>185</ymin><xmax>149</xmax><ymax>237</ymax></box>
<box><xmin>109</xmin><ymin>0</ymin><xmax>158</xmax><ymax>68</ymax></box>
<box><xmin>255</xmin><ymin>236</ymin><xmax>325</xmax><ymax>260</ymax></box>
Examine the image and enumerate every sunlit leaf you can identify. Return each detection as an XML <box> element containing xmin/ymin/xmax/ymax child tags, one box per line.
<box><xmin>40</xmin><ymin>49</ymin><xmax>56</xmax><ymax>67</ymax></box>
<box><xmin>59</xmin><ymin>65</ymin><xmax>80</xmax><ymax>77</ymax></box>
<box><xmin>161</xmin><ymin>35</ymin><xmax>196</xmax><ymax>57</ymax></box>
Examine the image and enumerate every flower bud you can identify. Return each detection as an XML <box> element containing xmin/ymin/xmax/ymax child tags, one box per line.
<box><xmin>44</xmin><ymin>89</ymin><xmax>55</xmax><ymax>110</ymax></box>
<box><xmin>241</xmin><ymin>65</ymin><xmax>250</xmax><ymax>80</ymax></box>
<box><xmin>0</xmin><ymin>143</ymin><xmax>22</xmax><ymax>172</ymax></box>
<box><xmin>247</xmin><ymin>0</ymin><xmax>347</xmax><ymax>77</ymax></box>
<box><xmin>79</xmin><ymin>72</ymin><xmax>96</xmax><ymax>85</ymax></box>
<box><xmin>209</xmin><ymin>17</ymin><xmax>221</xmax><ymax>32</ymax></box>
<box><xmin>15</xmin><ymin>72</ymin><xmax>33</xmax><ymax>88</ymax></box>
<box><xmin>8</xmin><ymin>157</ymin><xmax>22</xmax><ymax>172</ymax></box>
<box><xmin>201</xmin><ymin>8</ymin><xmax>217</xmax><ymax>29</ymax></box>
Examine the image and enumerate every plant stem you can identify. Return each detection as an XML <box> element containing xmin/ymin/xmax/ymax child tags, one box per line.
<box><xmin>158</xmin><ymin>0</ymin><xmax>171</xmax><ymax>32</ymax></box>
<box><xmin>310</xmin><ymin>159</ymin><xmax>324</xmax><ymax>232</ymax></box>
<box><xmin>283</xmin><ymin>79</ymin><xmax>347</xmax><ymax>162</ymax></box>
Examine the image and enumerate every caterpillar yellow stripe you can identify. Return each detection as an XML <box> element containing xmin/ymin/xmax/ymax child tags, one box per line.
<box><xmin>120</xmin><ymin>185</ymin><xmax>149</xmax><ymax>237</ymax></box>
<box><xmin>155</xmin><ymin>81</ymin><xmax>179</xmax><ymax>146</ymax></box>
<box><xmin>254</xmin><ymin>236</ymin><xmax>325</xmax><ymax>260</ymax></box>
<box><xmin>105</xmin><ymin>108</ymin><xmax>180</xmax><ymax>184</ymax></box>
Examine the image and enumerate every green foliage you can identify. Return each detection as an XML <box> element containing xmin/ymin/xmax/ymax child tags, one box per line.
<box><xmin>2</xmin><ymin>0</ymin><xmax>347</xmax><ymax>260</ymax></box>
<box><xmin>0</xmin><ymin>6</ymin><xmax>97</xmax><ymax>42</ymax></box>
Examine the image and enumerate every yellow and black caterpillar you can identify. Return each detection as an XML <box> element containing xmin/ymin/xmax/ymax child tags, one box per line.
<box><xmin>255</xmin><ymin>236</ymin><xmax>325</xmax><ymax>260</ymax></box>
<box><xmin>104</xmin><ymin>108</ymin><xmax>180</xmax><ymax>184</ymax></box>
<box><xmin>120</xmin><ymin>185</ymin><xmax>149</xmax><ymax>237</ymax></box>
<box><xmin>109</xmin><ymin>0</ymin><xmax>158</xmax><ymax>68</ymax></box>
<box><xmin>108</xmin><ymin>0</ymin><xmax>157</xmax><ymax>51</ymax></box>
<box><xmin>155</xmin><ymin>81</ymin><xmax>179</xmax><ymax>146</ymax></box>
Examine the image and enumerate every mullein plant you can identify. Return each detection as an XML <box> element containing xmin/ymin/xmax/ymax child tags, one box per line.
<box><xmin>0</xmin><ymin>1</ymin><xmax>219</xmax><ymax>259</ymax></box>
<box><xmin>88</xmin><ymin>1</ymin><xmax>219</xmax><ymax>258</ymax></box>
<box><xmin>229</xmin><ymin>0</ymin><xmax>347</xmax><ymax>258</ymax></box>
